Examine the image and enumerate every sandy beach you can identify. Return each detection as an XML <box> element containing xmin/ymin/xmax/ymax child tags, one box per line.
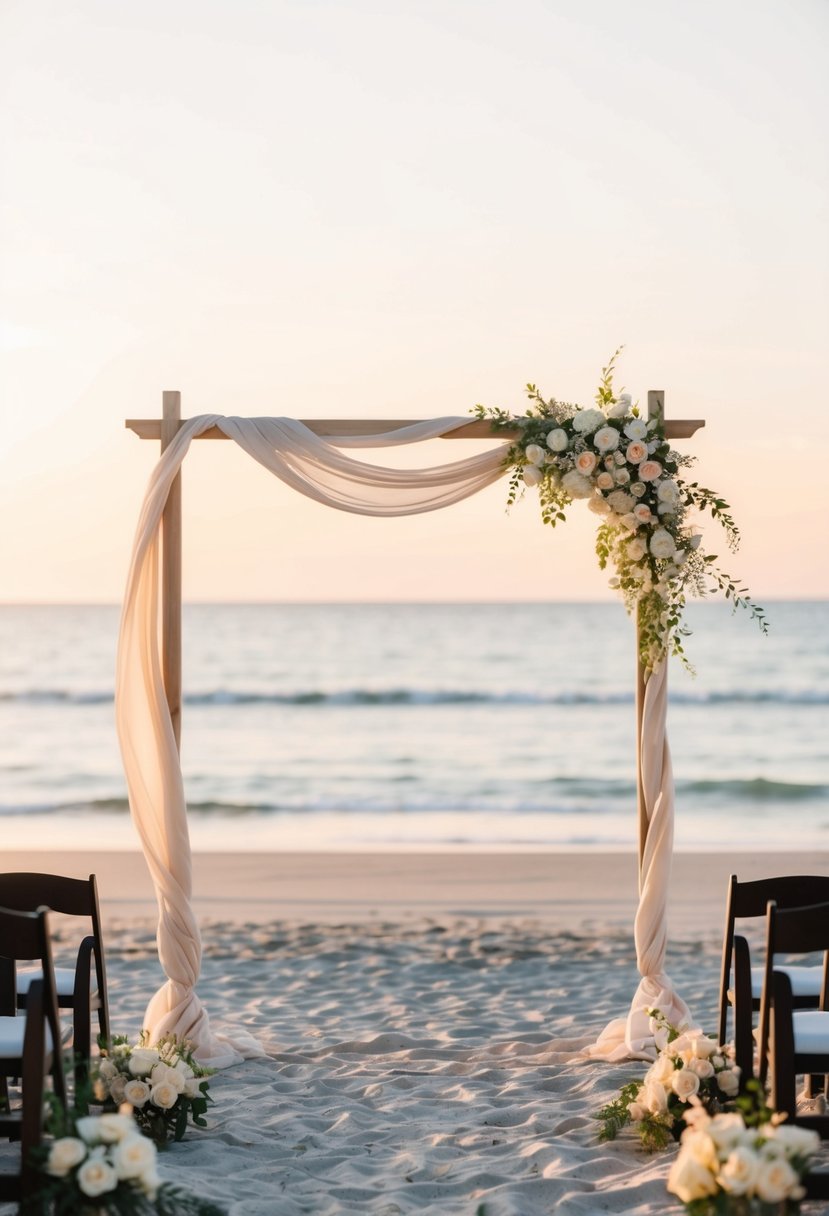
<box><xmin>1</xmin><ymin>848</ymin><xmax>828</xmax><ymax>1214</ymax></box>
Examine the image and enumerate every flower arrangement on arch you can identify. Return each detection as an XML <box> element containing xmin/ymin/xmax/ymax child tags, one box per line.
<box><xmin>26</xmin><ymin>1107</ymin><xmax>226</xmax><ymax>1216</ymax></box>
<box><xmin>667</xmin><ymin>1101</ymin><xmax>820</xmax><ymax>1215</ymax></box>
<box><xmin>93</xmin><ymin>1032</ymin><xmax>213</xmax><ymax>1147</ymax></box>
<box><xmin>473</xmin><ymin>351</ymin><xmax>767</xmax><ymax>672</ymax></box>
<box><xmin>595</xmin><ymin>1010</ymin><xmax>741</xmax><ymax>1151</ymax></box>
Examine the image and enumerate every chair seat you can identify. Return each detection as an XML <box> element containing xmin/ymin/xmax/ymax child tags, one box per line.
<box><xmin>17</xmin><ymin>966</ymin><xmax>98</xmax><ymax>1001</ymax></box>
<box><xmin>792</xmin><ymin>1010</ymin><xmax>829</xmax><ymax>1054</ymax></box>
<box><xmin>728</xmin><ymin>964</ymin><xmax>824</xmax><ymax>1005</ymax></box>
<box><xmin>0</xmin><ymin>1016</ymin><xmax>53</xmax><ymax>1057</ymax></box>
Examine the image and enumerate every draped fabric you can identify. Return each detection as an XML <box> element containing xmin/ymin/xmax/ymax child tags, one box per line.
<box><xmin>115</xmin><ymin>414</ymin><xmax>688</xmax><ymax>1066</ymax></box>
<box><xmin>583</xmin><ymin>660</ymin><xmax>693</xmax><ymax>1061</ymax></box>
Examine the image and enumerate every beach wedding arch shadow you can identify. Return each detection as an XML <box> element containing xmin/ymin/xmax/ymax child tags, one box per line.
<box><xmin>118</xmin><ymin>388</ymin><xmax>711</xmax><ymax>1068</ymax></box>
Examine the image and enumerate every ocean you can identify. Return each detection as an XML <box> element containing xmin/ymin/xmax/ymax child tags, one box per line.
<box><xmin>1</xmin><ymin>601</ymin><xmax>827</xmax><ymax>853</ymax></box>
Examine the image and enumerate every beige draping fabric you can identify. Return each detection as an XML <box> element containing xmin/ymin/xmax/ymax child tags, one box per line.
<box><xmin>116</xmin><ymin>413</ymin><xmax>689</xmax><ymax>1066</ymax></box>
<box><xmin>584</xmin><ymin>660</ymin><xmax>692</xmax><ymax>1061</ymax></box>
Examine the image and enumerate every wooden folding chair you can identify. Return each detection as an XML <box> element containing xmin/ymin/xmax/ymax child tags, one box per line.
<box><xmin>0</xmin><ymin>873</ymin><xmax>109</xmax><ymax>1090</ymax></box>
<box><xmin>0</xmin><ymin>979</ymin><xmax>52</xmax><ymax>1206</ymax></box>
<box><xmin>718</xmin><ymin>873</ymin><xmax>829</xmax><ymax>1073</ymax></box>
<box><xmin>765</xmin><ymin>900</ymin><xmax>829</xmax><ymax>1133</ymax></box>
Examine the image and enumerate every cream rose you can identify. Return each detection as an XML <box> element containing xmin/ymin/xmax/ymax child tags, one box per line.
<box><xmin>150</xmin><ymin>1081</ymin><xmax>179</xmax><ymax>1110</ymax></box>
<box><xmin>523</xmin><ymin>464</ymin><xmax>543</xmax><ymax>487</ymax></box>
<box><xmin>607</xmin><ymin>489</ymin><xmax>635</xmax><ymax>514</ymax></box>
<box><xmin>98</xmin><ymin>1059</ymin><xmax>118</xmax><ymax>1080</ymax></box>
<box><xmin>626</xmin><ymin>538</ymin><xmax>647</xmax><ymax>561</ymax></box>
<box><xmin>671</xmin><ymin>1067</ymin><xmax>701</xmax><ymax>1101</ymax></box>
<box><xmin>47</xmin><ymin>1137</ymin><xmax>87</xmax><ymax>1177</ymax></box>
<box><xmin>646</xmin><ymin>1053</ymin><xmax>675</xmax><ymax>1085</ymax></box>
<box><xmin>630</xmin><ymin>481</ymin><xmax>646</xmax><ymax>498</ymax></box>
<box><xmin>718</xmin><ymin>1145</ymin><xmax>761</xmax><ymax>1196</ymax></box>
<box><xmin>560</xmin><ymin>469</ymin><xmax>593</xmax><ymax>499</ymax></box>
<box><xmin>546</xmin><ymin>428</ymin><xmax>568</xmax><ymax>452</ymax></box>
<box><xmin>151</xmin><ymin>1062</ymin><xmax>186</xmax><ymax>1094</ymax></box>
<box><xmin>625</xmin><ymin>441</ymin><xmax>647</xmax><ymax>464</ymax></box>
<box><xmin>588</xmin><ymin>495</ymin><xmax>611</xmax><ymax>516</ymax></box>
<box><xmin>77</xmin><ymin>1156</ymin><xmax>119</xmax><ymax>1198</ymax></box>
<box><xmin>572</xmin><ymin>408</ymin><xmax>605</xmax><ymax>434</ymax></box>
<box><xmin>633</xmin><ymin>503</ymin><xmax>652</xmax><ymax>524</ymax></box>
<box><xmin>112</xmin><ymin>1132</ymin><xmax>158</xmax><ymax>1182</ymax></box>
<box><xmin>524</xmin><ymin>443</ymin><xmax>545</xmax><ymax>465</ymax></box>
<box><xmin>681</xmin><ymin>1128</ymin><xmax>719</xmax><ymax>1171</ymax></box>
<box><xmin>596</xmin><ymin>471</ymin><xmax>614</xmax><ymax>490</ymax></box>
<box><xmin>761</xmin><ymin>1123</ymin><xmax>821</xmax><ymax>1158</ymax></box>
<box><xmin>638</xmin><ymin>460</ymin><xmax>662</xmax><ymax>482</ymax></box>
<box><xmin>128</xmin><ymin>1048</ymin><xmax>160</xmax><ymax>1078</ymax></box>
<box><xmin>650</xmin><ymin>528</ymin><xmax>676</xmax><ymax>560</ymax></box>
<box><xmin>614</xmin><ymin>468</ymin><xmax>631</xmax><ymax>485</ymax></box>
<box><xmin>123</xmin><ymin>1079</ymin><xmax>151</xmax><ymax>1108</ymax></box>
<box><xmin>109</xmin><ymin>1075</ymin><xmax>127</xmax><ymax>1104</ymax></box>
<box><xmin>575</xmin><ymin>450</ymin><xmax>597</xmax><ymax>476</ymax></box>
<box><xmin>687</xmin><ymin>1057</ymin><xmax>714</xmax><ymax>1080</ymax></box>
<box><xmin>754</xmin><ymin>1156</ymin><xmax>800</xmax><ymax>1204</ymax></box>
<box><xmin>691</xmin><ymin>1035</ymin><xmax>720</xmax><ymax>1060</ymax></box>
<box><xmin>707</xmin><ymin>1112</ymin><xmax>751</xmax><ymax>1153</ymax></box>
<box><xmin>716</xmin><ymin>1068</ymin><xmax>740</xmax><ymax>1097</ymax></box>
<box><xmin>657</xmin><ymin>479</ymin><xmax>680</xmax><ymax>506</ymax></box>
<box><xmin>593</xmin><ymin>425</ymin><xmax>620</xmax><ymax>453</ymax></box>
<box><xmin>668</xmin><ymin>1148</ymin><xmax>718</xmax><ymax>1205</ymax></box>
<box><xmin>640</xmin><ymin>1079</ymin><xmax>668</xmax><ymax>1116</ymax></box>
<box><xmin>624</xmin><ymin>417</ymin><xmax>648</xmax><ymax>441</ymax></box>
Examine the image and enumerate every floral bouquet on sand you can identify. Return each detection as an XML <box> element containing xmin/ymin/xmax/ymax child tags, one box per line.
<box><xmin>667</xmin><ymin>1101</ymin><xmax>820</xmax><ymax>1215</ymax></box>
<box><xmin>596</xmin><ymin>1010</ymin><xmax>741</xmax><ymax>1151</ymax></box>
<box><xmin>93</xmin><ymin>1033</ymin><xmax>213</xmax><ymax>1146</ymax></box>
<box><xmin>474</xmin><ymin>350</ymin><xmax>767</xmax><ymax>673</ymax></box>
<box><xmin>25</xmin><ymin>1107</ymin><xmax>226</xmax><ymax>1215</ymax></box>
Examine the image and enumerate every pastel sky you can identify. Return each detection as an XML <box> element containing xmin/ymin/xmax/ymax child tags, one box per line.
<box><xmin>1</xmin><ymin>0</ymin><xmax>827</xmax><ymax>603</ymax></box>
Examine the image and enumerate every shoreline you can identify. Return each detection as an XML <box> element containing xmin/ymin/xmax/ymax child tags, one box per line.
<box><xmin>6</xmin><ymin>848</ymin><xmax>828</xmax><ymax>935</ymax></box>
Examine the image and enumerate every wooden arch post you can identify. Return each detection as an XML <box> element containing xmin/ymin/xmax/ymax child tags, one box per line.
<box><xmin>128</xmin><ymin>393</ymin><xmax>703</xmax><ymax>864</ymax></box>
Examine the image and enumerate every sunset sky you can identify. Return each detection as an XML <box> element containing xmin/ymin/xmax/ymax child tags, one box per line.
<box><xmin>1</xmin><ymin>0</ymin><xmax>827</xmax><ymax>604</ymax></box>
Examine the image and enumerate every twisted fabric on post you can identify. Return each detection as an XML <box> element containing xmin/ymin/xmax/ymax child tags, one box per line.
<box><xmin>584</xmin><ymin>660</ymin><xmax>692</xmax><ymax>1061</ymax></box>
<box><xmin>116</xmin><ymin>413</ymin><xmax>690</xmax><ymax>1066</ymax></box>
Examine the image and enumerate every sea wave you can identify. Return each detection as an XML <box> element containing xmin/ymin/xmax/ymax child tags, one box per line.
<box><xmin>3</xmin><ymin>687</ymin><xmax>829</xmax><ymax>708</ymax></box>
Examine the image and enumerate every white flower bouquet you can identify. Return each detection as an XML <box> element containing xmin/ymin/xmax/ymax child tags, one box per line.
<box><xmin>473</xmin><ymin>351</ymin><xmax>767</xmax><ymax>673</ymax></box>
<box><xmin>596</xmin><ymin>1011</ymin><xmax>741</xmax><ymax>1151</ymax></box>
<box><xmin>26</xmin><ymin>1107</ymin><xmax>226</xmax><ymax>1215</ymax></box>
<box><xmin>667</xmin><ymin>1102</ymin><xmax>820</xmax><ymax>1215</ymax></box>
<box><xmin>93</xmin><ymin>1033</ymin><xmax>213</xmax><ymax>1147</ymax></box>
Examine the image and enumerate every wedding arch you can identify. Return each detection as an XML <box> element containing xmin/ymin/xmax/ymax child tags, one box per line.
<box><xmin>118</xmin><ymin>388</ymin><xmax>706</xmax><ymax>1068</ymax></box>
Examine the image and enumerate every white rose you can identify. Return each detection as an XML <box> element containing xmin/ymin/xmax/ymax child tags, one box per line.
<box><xmin>588</xmin><ymin>495</ymin><xmax>611</xmax><ymax>515</ymax></box>
<box><xmin>718</xmin><ymin>1145</ymin><xmax>762</xmax><ymax>1196</ymax></box>
<box><xmin>47</xmin><ymin>1137</ymin><xmax>87</xmax><ymax>1177</ymax></box>
<box><xmin>761</xmin><ymin>1123</ymin><xmax>821</xmax><ymax>1159</ymax></box>
<box><xmin>572</xmin><ymin>408</ymin><xmax>605</xmax><ymax>434</ymax></box>
<box><xmin>640</xmin><ymin>1079</ymin><xmax>668</xmax><ymax>1116</ymax></box>
<box><xmin>546</xmin><ymin>428</ymin><xmax>569</xmax><ymax>452</ymax></box>
<box><xmin>638</xmin><ymin>460</ymin><xmax>662</xmax><ymax>482</ymax></box>
<box><xmin>112</xmin><ymin>1133</ymin><xmax>158</xmax><ymax>1182</ymax></box>
<box><xmin>625</xmin><ymin>441</ymin><xmax>648</xmax><ymax>465</ymax></box>
<box><xmin>657</xmin><ymin>479</ymin><xmax>680</xmax><ymax>506</ymax></box>
<box><xmin>716</xmin><ymin>1068</ymin><xmax>740</xmax><ymax>1097</ymax></box>
<box><xmin>98</xmin><ymin>1059</ymin><xmax>118</xmax><ymax>1080</ymax></box>
<box><xmin>687</xmin><ymin>1057</ymin><xmax>715</xmax><ymax>1080</ymax></box>
<box><xmin>671</xmin><ymin>1067</ymin><xmax>701</xmax><ymax>1101</ymax></box>
<box><xmin>151</xmin><ymin>1063</ymin><xmax>186</xmax><ymax>1094</ymax></box>
<box><xmin>98</xmin><ymin>1113</ymin><xmax>136</xmax><ymax>1143</ymax></box>
<box><xmin>77</xmin><ymin>1156</ymin><xmax>119</xmax><ymax>1198</ymax></box>
<box><xmin>524</xmin><ymin>443</ymin><xmax>545</xmax><ymax>465</ymax></box>
<box><xmin>593</xmin><ymin>425</ymin><xmax>620</xmax><ymax>453</ymax></box>
<box><xmin>128</xmin><ymin>1048</ymin><xmax>160</xmax><ymax>1078</ymax></box>
<box><xmin>707</xmin><ymin>1112</ymin><xmax>751</xmax><ymax>1153</ymax></box>
<box><xmin>596</xmin><ymin>471</ymin><xmax>614</xmax><ymax>490</ymax></box>
<box><xmin>627</xmin><ymin>538</ymin><xmax>647</xmax><ymax>561</ymax></box>
<box><xmin>123</xmin><ymin>1079</ymin><xmax>152</xmax><ymax>1108</ymax></box>
<box><xmin>184</xmin><ymin>1075</ymin><xmax>203</xmax><ymax>1099</ymax></box>
<box><xmin>523</xmin><ymin>464</ymin><xmax>543</xmax><ymax>487</ymax></box>
<box><xmin>150</xmin><ymin>1081</ymin><xmax>179</xmax><ymax>1110</ymax></box>
<box><xmin>647</xmin><ymin>1054</ymin><xmax>676</xmax><ymax>1085</ymax></box>
<box><xmin>754</xmin><ymin>1156</ymin><xmax>800</xmax><ymax>1204</ymax></box>
<box><xmin>614</xmin><ymin>467</ymin><xmax>631</xmax><ymax>485</ymax></box>
<box><xmin>607</xmin><ymin>489</ymin><xmax>635</xmax><ymax>514</ymax></box>
<box><xmin>624</xmin><ymin>417</ymin><xmax>648</xmax><ymax>441</ymax></box>
<box><xmin>668</xmin><ymin>1146</ymin><xmax>719</xmax><ymax>1205</ymax></box>
<box><xmin>575</xmin><ymin>450</ymin><xmax>597</xmax><ymax>476</ymax></box>
<box><xmin>630</xmin><ymin>481</ymin><xmax>646</xmax><ymax>498</ymax></box>
<box><xmin>560</xmin><ymin>469</ymin><xmax>594</xmax><ymax>499</ymax></box>
<box><xmin>110</xmin><ymin>1075</ymin><xmax>128</xmax><ymax>1104</ymax></box>
<box><xmin>650</xmin><ymin>528</ymin><xmax>676</xmax><ymax>560</ymax></box>
<box><xmin>691</xmin><ymin>1035</ymin><xmax>720</xmax><ymax>1060</ymax></box>
<box><xmin>681</xmin><ymin>1128</ymin><xmax>719</xmax><ymax>1170</ymax></box>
